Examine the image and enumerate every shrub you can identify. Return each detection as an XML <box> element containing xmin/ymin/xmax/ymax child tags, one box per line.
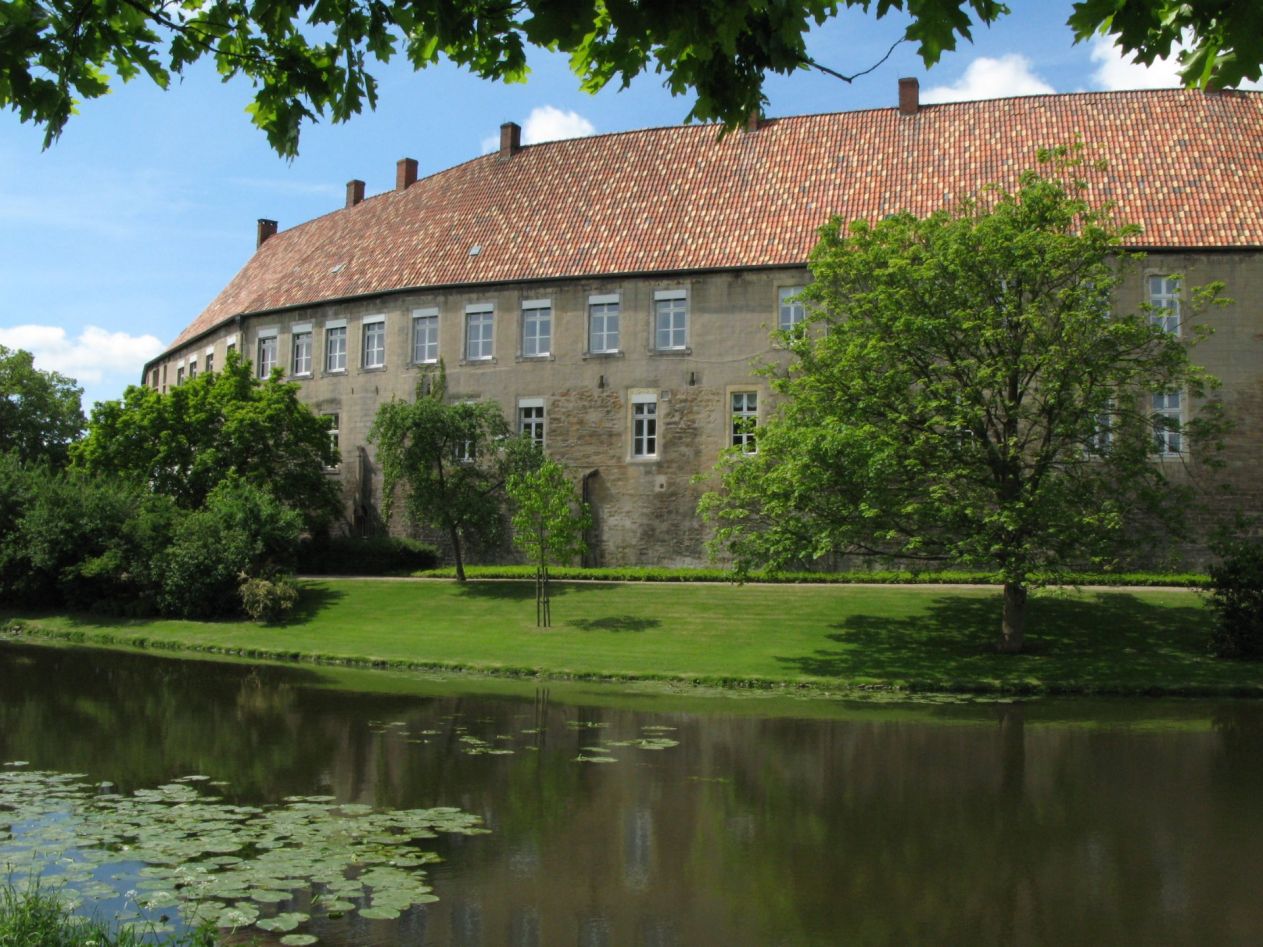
<box><xmin>1207</xmin><ymin>539</ymin><xmax>1263</xmax><ymax>659</ymax></box>
<box><xmin>239</xmin><ymin>574</ymin><xmax>300</xmax><ymax>623</ymax></box>
<box><xmin>297</xmin><ymin>535</ymin><xmax>439</xmax><ymax>575</ymax></box>
<box><xmin>157</xmin><ymin>479</ymin><xmax>302</xmax><ymax>618</ymax></box>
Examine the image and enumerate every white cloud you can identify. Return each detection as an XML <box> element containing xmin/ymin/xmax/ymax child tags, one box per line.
<box><xmin>521</xmin><ymin>106</ymin><xmax>596</xmax><ymax>144</ymax></box>
<box><xmin>922</xmin><ymin>54</ymin><xmax>1055</xmax><ymax>104</ymax></box>
<box><xmin>1089</xmin><ymin>35</ymin><xmax>1263</xmax><ymax>91</ymax></box>
<box><xmin>0</xmin><ymin>324</ymin><xmax>164</xmax><ymax>392</ymax></box>
<box><xmin>479</xmin><ymin>106</ymin><xmax>597</xmax><ymax>155</ymax></box>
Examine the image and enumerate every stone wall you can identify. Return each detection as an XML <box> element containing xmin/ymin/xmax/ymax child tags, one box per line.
<box><xmin>145</xmin><ymin>250</ymin><xmax>1263</xmax><ymax>568</ymax></box>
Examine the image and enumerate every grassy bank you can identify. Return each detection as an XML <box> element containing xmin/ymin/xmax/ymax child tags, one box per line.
<box><xmin>3</xmin><ymin>579</ymin><xmax>1258</xmax><ymax>697</ymax></box>
<box><xmin>0</xmin><ymin>882</ymin><xmax>213</xmax><ymax>946</ymax></box>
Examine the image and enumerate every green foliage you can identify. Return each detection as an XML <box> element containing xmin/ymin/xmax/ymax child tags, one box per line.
<box><xmin>369</xmin><ymin>368</ymin><xmax>511</xmax><ymax>581</ymax></box>
<box><xmin>74</xmin><ymin>349</ymin><xmax>340</xmax><ymax>531</ymax></box>
<box><xmin>1207</xmin><ymin>538</ymin><xmax>1263</xmax><ymax>659</ymax></box>
<box><xmin>2</xmin><ymin>0</ymin><xmax>1252</xmax><ymax>156</ymax></box>
<box><xmin>297</xmin><ymin>535</ymin><xmax>439</xmax><ymax>575</ymax></box>
<box><xmin>0</xmin><ymin>345</ymin><xmax>84</xmax><ymax>468</ymax></box>
<box><xmin>157</xmin><ymin>479</ymin><xmax>302</xmax><ymax>619</ymax></box>
<box><xmin>506</xmin><ymin>452</ymin><xmax>591</xmax><ymax>626</ymax></box>
<box><xmin>700</xmin><ymin>145</ymin><xmax>1227</xmax><ymax>650</ymax></box>
<box><xmin>0</xmin><ymin>455</ymin><xmax>179</xmax><ymax>611</ymax></box>
<box><xmin>239</xmin><ymin>573</ymin><xmax>301</xmax><ymax>623</ymax></box>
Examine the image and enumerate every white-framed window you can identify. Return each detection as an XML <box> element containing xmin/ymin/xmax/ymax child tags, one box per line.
<box><xmin>731</xmin><ymin>391</ymin><xmax>758</xmax><ymax>452</ymax></box>
<box><xmin>654</xmin><ymin>289</ymin><xmax>688</xmax><ymax>351</ymax></box>
<box><xmin>589</xmin><ymin>293</ymin><xmax>620</xmax><ymax>354</ymax></box>
<box><xmin>1153</xmin><ymin>390</ymin><xmax>1182</xmax><ymax>456</ymax></box>
<box><xmin>292</xmin><ymin>325</ymin><xmax>313</xmax><ymax>375</ymax></box>
<box><xmin>1087</xmin><ymin>403</ymin><xmax>1113</xmax><ymax>455</ymax></box>
<box><xmin>257</xmin><ymin>329</ymin><xmax>278</xmax><ymax>378</ymax></box>
<box><xmin>465</xmin><ymin>304</ymin><xmax>494</xmax><ymax>361</ymax></box>
<box><xmin>150</xmin><ymin>368</ymin><xmax>159</xmax><ymax>389</ymax></box>
<box><xmin>412</xmin><ymin>307</ymin><xmax>438</xmax><ymax>364</ymax></box>
<box><xmin>518</xmin><ymin>398</ymin><xmax>545</xmax><ymax>448</ymax></box>
<box><xmin>325</xmin><ymin>322</ymin><xmax>347</xmax><ymax>372</ymax></box>
<box><xmin>778</xmin><ymin>286</ymin><xmax>806</xmax><ymax>331</ymax></box>
<box><xmin>1148</xmin><ymin>275</ymin><xmax>1180</xmax><ymax>334</ymax></box>
<box><xmin>631</xmin><ymin>392</ymin><xmax>657</xmax><ymax>458</ymax></box>
<box><xmin>175</xmin><ymin>365</ymin><xmax>185</xmax><ymax>386</ymax></box>
<box><xmin>323</xmin><ymin>412</ymin><xmax>340</xmax><ymax>468</ymax></box>
<box><xmin>362</xmin><ymin>316</ymin><xmax>386</xmax><ymax>368</ymax></box>
<box><xmin>521</xmin><ymin>299</ymin><xmax>552</xmax><ymax>357</ymax></box>
<box><xmin>188</xmin><ymin>357</ymin><xmax>197</xmax><ymax>380</ymax></box>
<box><xmin>205</xmin><ymin>350</ymin><xmax>214</xmax><ymax>374</ymax></box>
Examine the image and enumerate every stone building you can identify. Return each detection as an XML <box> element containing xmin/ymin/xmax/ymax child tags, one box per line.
<box><xmin>145</xmin><ymin>81</ymin><xmax>1263</xmax><ymax>566</ymax></box>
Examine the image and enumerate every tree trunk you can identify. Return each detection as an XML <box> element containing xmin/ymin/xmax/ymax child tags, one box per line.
<box><xmin>999</xmin><ymin>581</ymin><xmax>1027</xmax><ymax>652</ymax></box>
<box><xmin>450</xmin><ymin>525</ymin><xmax>466</xmax><ymax>583</ymax></box>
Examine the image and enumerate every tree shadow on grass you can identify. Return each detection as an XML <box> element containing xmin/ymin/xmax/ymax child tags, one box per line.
<box><xmin>285</xmin><ymin>584</ymin><xmax>347</xmax><ymax>624</ymax></box>
<box><xmin>453</xmin><ymin>581</ymin><xmax>622</xmax><ymax>601</ymax></box>
<box><xmin>568</xmin><ymin>616</ymin><xmax>661</xmax><ymax>633</ymax></box>
<box><xmin>777</xmin><ymin>592</ymin><xmax>1221</xmax><ymax>690</ymax></box>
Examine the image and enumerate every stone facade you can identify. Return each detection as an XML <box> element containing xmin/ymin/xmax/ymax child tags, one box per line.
<box><xmin>144</xmin><ymin>88</ymin><xmax>1263</xmax><ymax>567</ymax></box>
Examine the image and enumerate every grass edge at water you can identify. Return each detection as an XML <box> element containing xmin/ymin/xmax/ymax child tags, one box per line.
<box><xmin>0</xmin><ymin>879</ymin><xmax>215</xmax><ymax>946</ymax></box>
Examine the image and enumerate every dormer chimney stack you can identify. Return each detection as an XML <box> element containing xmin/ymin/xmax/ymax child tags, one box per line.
<box><xmin>346</xmin><ymin>179</ymin><xmax>365</xmax><ymax>208</ymax></box>
<box><xmin>256</xmin><ymin>218</ymin><xmax>278</xmax><ymax>248</ymax></box>
<box><xmin>499</xmin><ymin>122</ymin><xmax>522</xmax><ymax>159</ymax></box>
<box><xmin>899</xmin><ymin>77</ymin><xmax>919</xmax><ymax>116</ymax></box>
<box><xmin>396</xmin><ymin>158</ymin><xmax>418</xmax><ymax>190</ymax></box>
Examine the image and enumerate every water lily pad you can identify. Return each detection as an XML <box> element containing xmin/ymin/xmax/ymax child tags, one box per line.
<box><xmin>257</xmin><ymin>911</ymin><xmax>309</xmax><ymax>932</ymax></box>
<box><xmin>280</xmin><ymin>936</ymin><xmax>319</xmax><ymax>946</ymax></box>
<box><xmin>359</xmin><ymin>905</ymin><xmax>401</xmax><ymax>920</ymax></box>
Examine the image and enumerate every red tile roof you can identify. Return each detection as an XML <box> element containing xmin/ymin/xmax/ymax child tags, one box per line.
<box><xmin>170</xmin><ymin>88</ymin><xmax>1263</xmax><ymax>349</ymax></box>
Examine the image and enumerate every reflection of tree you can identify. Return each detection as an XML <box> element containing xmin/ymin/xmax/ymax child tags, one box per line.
<box><xmin>0</xmin><ymin>644</ymin><xmax>334</xmax><ymax>796</ymax></box>
<box><xmin>5</xmin><ymin>643</ymin><xmax>1263</xmax><ymax>944</ymax></box>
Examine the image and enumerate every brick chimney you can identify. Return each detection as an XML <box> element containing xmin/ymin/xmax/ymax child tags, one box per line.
<box><xmin>745</xmin><ymin>109</ymin><xmax>762</xmax><ymax>132</ymax></box>
<box><xmin>396</xmin><ymin>157</ymin><xmax>418</xmax><ymax>190</ymax></box>
<box><xmin>256</xmin><ymin>218</ymin><xmax>278</xmax><ymax>248</ymax></box>
<box><xmin>346</xmin><ymin>179</ymin><xmax>365</xmax><ymax>208</ymax></box>
<box><xmin>899</xmin><ymin>77</ymin><xmax>919</xmax><ymax>116</ymax></box>
<box><xmin>499</xmin><ymin>122</ymin><xmax>521</xmax><ymax>159</ymax></box>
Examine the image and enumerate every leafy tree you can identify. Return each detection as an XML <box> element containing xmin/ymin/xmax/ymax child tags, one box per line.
<box><xmin>507</xmin><ymin>453</ymin><xmax>590</xmax><ymax>627</ymax></box>
<box><xmin>0</xmin><ymin>454</ymin><xmax>180</xmax><ymax>610</ymax></box>
<box><xmin>3</xmin><ymin>0</ymin><xmax>1257</xmax><ymax>157</ymax></box>
<box><xmin>0</xmin><ymin>345</ymin><xmax>84</xmax><ymax>467</ymax></box>
<box><xmin>700</xmin><ymin>146</ymin><xmax>1226</xmax><ymax>652</ymax></box>
<box><xmin>73</xmin><ymin>349</ymin><xmax>340</xmax><ymax>531</ymax></box>
<box><xmin>369</xmin><ymin>369</ymin><xmax>511</xmax><ymax>582</ymax></box>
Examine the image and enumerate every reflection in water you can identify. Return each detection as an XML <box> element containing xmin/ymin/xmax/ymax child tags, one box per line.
<box><xmin>1</xmin><ymin>642</ymin><xmax>1263</xmax><ymax>946</ymax></box>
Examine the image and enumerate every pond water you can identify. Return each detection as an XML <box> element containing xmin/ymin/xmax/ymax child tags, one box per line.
<box><xmin>1</xmin><ymin>641</ymin><xmax>1262</xmax><ymax>946</ymax></box>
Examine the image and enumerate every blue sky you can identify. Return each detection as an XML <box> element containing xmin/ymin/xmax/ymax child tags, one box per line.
<box><xmin>0</xmin><ymin>3</ymin><xmax>1236</xmax><ymax>409</ymax></box>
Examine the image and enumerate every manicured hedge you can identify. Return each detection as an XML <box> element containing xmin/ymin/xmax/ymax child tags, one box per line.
<box><xmin>413</xmin><ymin>564</ymin><xmax>1209</xmax><ymax>587</ymax></box>
<box><xmin>298</xmin><ymin>535</ymin><xmax>440</xmax><ymax>576</ymax></box>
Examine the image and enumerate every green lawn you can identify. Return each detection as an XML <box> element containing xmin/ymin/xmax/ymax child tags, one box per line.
<box><xmin>3</xmin><ymin>579</ymin><xmax>1259</xmax><ymax>696</ymax></box>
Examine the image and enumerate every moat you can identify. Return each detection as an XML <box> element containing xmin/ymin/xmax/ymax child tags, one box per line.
<box><xmin>1</xmin><ymin>641</ymin><xmax>1261</xmax><ymax>945</ymax></box>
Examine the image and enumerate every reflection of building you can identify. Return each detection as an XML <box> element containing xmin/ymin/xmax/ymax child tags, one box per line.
<box><xmin>144</xmin><ymin>82</ymin><xmax>1263</xmax><ymax>565</ymax></box>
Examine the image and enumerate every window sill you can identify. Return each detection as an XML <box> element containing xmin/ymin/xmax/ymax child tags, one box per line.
<box><xmin>460</xmin><ymin>357</ymin><xmax>497</xmax><ymax>366</ymax></box>
<box><xmin>359</xmin><ymin>365</ymin><xmax>387</xmax><ymax>374</ymax></box>
<box><xmin>583</xmin><ymin>351</ymin><xmax>624</xmax><ymax>360</ymax></box>
<box><xmin>650</xmin><ymin>347</ymin><xmax>691</xmax><ymax>357</ymax></box>
<box><xmin>322</xmin><ymin>369</ymin><xmax>348</xmax><ymax>378</ymax></box>
<box><xmin>629</xmin><ymin>455</ymin><xmax>659</xmax><ymax>464</ymax></box>
<box><xmin>291</xmin><ymin>372</ymin><xmax>313</xmax><ymax>380</ymax></box>
<box><xmin>517</xmin><ymin>353</ymin><xmax>555</xmax><ymax>363</ymax></box>
<box><xmin>410</xmin><ymin>360</ymin><xmax>440</xmax><ymax>369</ymax></box>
